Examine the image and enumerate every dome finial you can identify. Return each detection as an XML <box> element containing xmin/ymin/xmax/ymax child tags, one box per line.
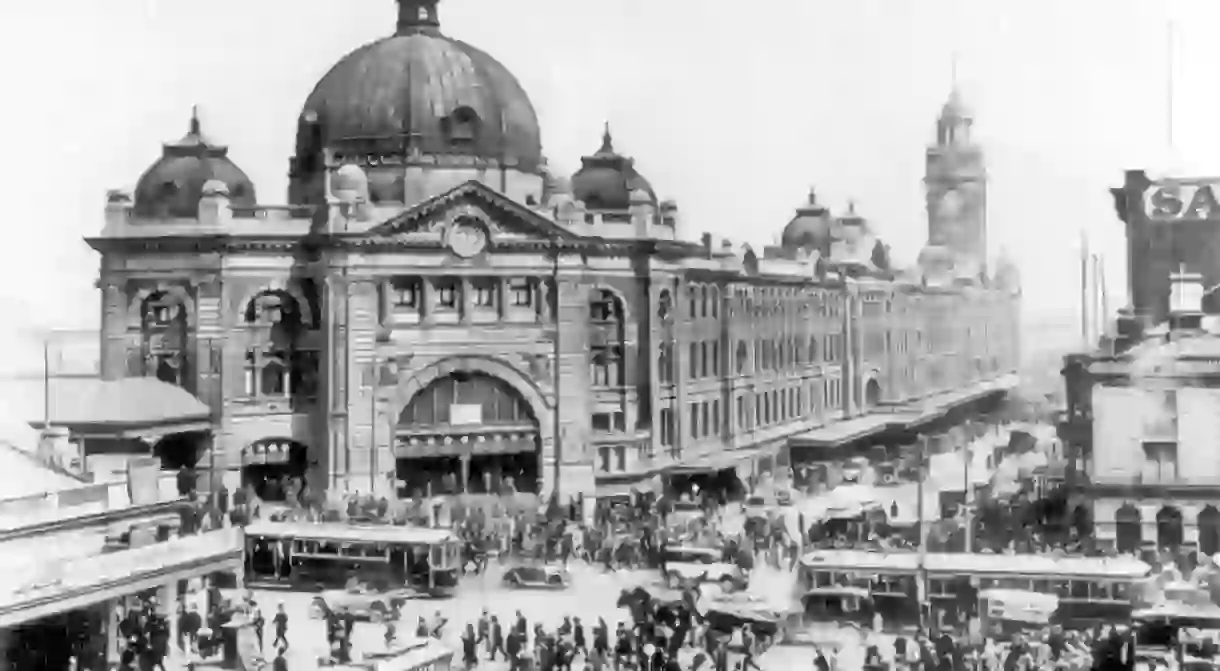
<box><xmin>397</xmin><ymin>0</ymin><xmax>440</xmax><ymax>34</ymax></box>
<box><xmin>598</xmin><ymin>121</ymin><xmax>614</xmax><ymax>155</ymax></box>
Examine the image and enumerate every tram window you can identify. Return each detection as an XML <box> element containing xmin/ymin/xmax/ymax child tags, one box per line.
<box><xmin>1069</xmin><ymin>580</ymin><xmax>1090</xmax><ymax>599</ymax></box>
<box><xmin>1032</xmin><ymin>579</ymin><xmax>1052</xmax><ymax>594</ymax></box>
<box><xmin>1113</xmin><ymin>583</ymin><xmax>1129</xmax><ymax>600</ymax></box>
<box><xmin>1090</xmin><ymin>582</ymin><xmax>1111</xmax><ymax>600</ymax></box>
<box><xmin>815</xmin><ymin>571</ymin><xmax>832</xmax><ymax>588</ymax></box>
<box><xmin>1052</xmin><ymin>580</ymin><xmax>1070</xmax><ymax>597</ymax></box>
<box><xmin>931</xmin><ymin>579</ymin><xmax>953</xmax><ymax>596</ymax></box>
<box><xmin>978</xmin><ymin>577</ymin><xmax>998</xmax><ymax>590</ymax></box>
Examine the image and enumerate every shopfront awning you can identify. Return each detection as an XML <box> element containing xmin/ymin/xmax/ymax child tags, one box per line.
<box><xmin>788</xmin><ymin>415</ymin><xmax>892</xmax><ymax>449</ymax></box>
<box><xmin>0</xmin><ymin>528</ymin><xmax>242</xmax><ymax>628</ymax></box>
<box><xmin>665</xmin><ymin>444</ymin><xmax>777</xmax><ymax>475</ymax></box>
<box><xmin>30</xmin><ymin>378</ymin><xmax>212</xmax><ymax>440</ymax></box>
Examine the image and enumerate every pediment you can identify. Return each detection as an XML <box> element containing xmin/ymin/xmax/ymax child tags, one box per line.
<box><xmin>361</xmin><ymin>181</ymin><xmax>581</xmax><ymax>251</ymax></box>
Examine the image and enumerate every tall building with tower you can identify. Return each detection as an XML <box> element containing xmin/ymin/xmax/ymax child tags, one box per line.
<box><xmin>924</xmin><ymin>90</ymin><xmax>988</xmax><ymax>281</ymax></box>
<box><xmin>39</xmin><ymin>0</ymin><xmax>1019</xmax><ymax>517</ymax></box>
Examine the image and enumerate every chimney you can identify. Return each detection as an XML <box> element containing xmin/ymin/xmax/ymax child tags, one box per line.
<box><xmin>1169</xmin><ymin>265</ymin><xmax>1205</xmax><ymax>331</ymax></box>
<box><xmin>1112</xmin><ymin>306</ymin><xmax>1143</xmax><ymax>354</ymax></box>
<box><xmin>701</xmin><ymin>232</ymin><xmax>713</xmax><ymax>258</ymax></box>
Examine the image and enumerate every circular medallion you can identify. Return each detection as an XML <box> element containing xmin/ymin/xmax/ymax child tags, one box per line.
<box><xmin>940</xmin><ymin>189</ymin><xmax>964</xmax><ymax>218</ymax></box>
<box><xmin>447</xmin><ymin>221</ymin><xmax>488</xmax><ymax>258</ymax></box>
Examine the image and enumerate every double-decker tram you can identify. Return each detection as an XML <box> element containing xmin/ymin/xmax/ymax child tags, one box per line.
<box><xmin>244</xmin><ymin>521</ymin><xmax>463</xmax><ymax>596</ymax></box>
<box><xmin>798</xmin><ymin>549</ymin><xmax>1151</xmax><ymax>630</ymax></box>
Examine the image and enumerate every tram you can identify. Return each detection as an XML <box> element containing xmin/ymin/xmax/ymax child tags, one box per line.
<box><xmin>798</xmin><ymin>549</ymin><xmax>1151</xmax><ymax>630</ymax></box>
<box><xmin>244</xmin><ymin>521</ymin><xmax>463</xmax><ymax>596</ymax></box>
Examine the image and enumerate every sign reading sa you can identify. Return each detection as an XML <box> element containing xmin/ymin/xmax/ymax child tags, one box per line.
<box><xmin>1144</xmin><ymin>181</ymin><xmax>1220</xmax><ymax>222</ymax></box>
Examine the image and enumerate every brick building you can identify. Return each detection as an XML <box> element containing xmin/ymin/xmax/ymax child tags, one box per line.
<box><xmin>77</xmin><ymin>0</ymin><xmax>1020</xmax><ymax>511</ymax></box>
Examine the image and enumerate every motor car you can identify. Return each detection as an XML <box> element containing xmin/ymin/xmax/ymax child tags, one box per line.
<box><xmin>661</xmin><ymin>546</ymin><xmax>748</xmax><ymax>591</ymax></box>
<box><xmin>308</xmin><ymin>581</ymin><xmax>416</xmax><ymax>621</ymax></box>
<box><xmin>501</xmin><ymin>564</ymin><xmax>569</xmax><ymax>589</ymax></box>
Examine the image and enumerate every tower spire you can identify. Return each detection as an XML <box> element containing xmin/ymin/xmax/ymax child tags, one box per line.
<box><xmin>190</xmin><ymin>104</ymin><xmax>201</xmax><ymax>136</ymax></box>
<box><xmin>598</xmin><ymin>121</ymin><xmax>614</xmax><ymax>154</ymax></box>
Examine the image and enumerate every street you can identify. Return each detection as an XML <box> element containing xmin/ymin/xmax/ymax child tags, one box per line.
<box><xmin>214</xmin><ymin>561</ymin><xmax>877</xmax><ymax>670</ymax></box>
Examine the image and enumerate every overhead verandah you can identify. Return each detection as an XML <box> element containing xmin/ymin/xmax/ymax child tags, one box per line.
<box><xmin>29</xmin><ymin>377</ymin><xmax>213</xmax><ymax>440</ymax></box>
<box><xmin>0</xmin><ymin>528</ymin><xmax>242</xmax><ymax>629</ymax></box>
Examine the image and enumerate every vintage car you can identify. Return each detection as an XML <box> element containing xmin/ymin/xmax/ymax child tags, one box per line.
<box><xmin>309</xmin><ymin>581</ymin><xmax>417</xmax><ymax>621</ymax></box>
<box><xmin>661</xmin><ymin>546</ymin><xmax>748</xmax><ymax>591</ymax></box>
<box><xmin>840</xmin><ymin>457</ymin><xmax>871</xmax><ymax>485</ymax></box>
<box><xmin>502</xmin><ymin>565</ymin><xmax>569</xmax><ymax>589</ymax></box>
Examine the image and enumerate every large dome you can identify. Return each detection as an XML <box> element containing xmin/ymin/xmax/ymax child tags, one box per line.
<box><xmin>298</xmin><ymin>0</ymin><xmax>542</xmax><ymax>171</ymax></box>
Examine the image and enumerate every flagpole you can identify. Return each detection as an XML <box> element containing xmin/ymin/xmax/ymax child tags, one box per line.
<box><xmin>43</xmin><ymin>335</ymin><xmax>51</xmax><ymax>427</ymax></box>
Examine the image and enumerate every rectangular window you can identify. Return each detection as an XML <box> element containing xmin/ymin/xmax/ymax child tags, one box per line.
<box><xmin>736</xmin><ymin>396</ymin><xmax>744</xmax><ymax>429</ymax></box>
<box><xmin>508</xmin><ymin>278</ymin><xmax>533</xmax><ymax>307</ymax></box>
<box><xmin>1142</xmin><ymin>441</ymin><xmax>1178</xmax><ymax>484</ymax></box>
<box><xmin>700</xmin><ymin>342</ymin><xmax>709</xmax><ymax>378</ymax></box>
<box><xmin>472</xmin><ymin>280</ymin><xmax>496</xmax><ymax>308</ymax></box>
<box><xmin>614</xmin><ymin>445</ymin><xmax>627</xmax><ymax>471</ymax></box>
<box><xmin>436</xmin><ymin>281</ymin><xmax>458</xmax><ymax>309</ymax></box>
<box><xmin>689</xmin><ymin>403</ymin><xmax>699</xmax><ymax>439</ymax></box>
<box><xmin>592</xmin><ymin>413</ymin><xmax>612</xmax><ymax>432</ymax></box>
<box><xmin>599</xmin><ymin>447</ymin><xmax>611</xmax><ymax>472</ymax></box>
<box><xmin>660</xmin><ymin>407</ymin><xmax>674</xmax><ymax>446</ymax></box>
<box><xmin>689</xmin><ymin>343</ymin><xmax>699</xmax><ymax>379</ymax></box>
<box><xmin>701</xmin><ymin>402</ymin><xmax>710</xmax><ymax>438</ymax></box>
<box><xmin>392</xmin><ymin>277</ymin><xmax>419</xmax><ymax>307</ymax></box>
<box><xmin>711</xmin><ymin>400</ymin><xmax>720</xmax><ymax>436</ymax></box>
<box><xmin>711</xmin><ymin>341</ymin><xmax>720</xmax><ymax>376</ymax></box>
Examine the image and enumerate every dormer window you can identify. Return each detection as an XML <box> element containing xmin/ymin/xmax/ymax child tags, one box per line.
<box><xmin>444</xmin><ymin>106</ymin><xmax>479</xmax><ymax>145</ymax></box>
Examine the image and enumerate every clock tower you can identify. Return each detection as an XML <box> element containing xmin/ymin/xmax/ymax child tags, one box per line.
<box><xmin>924</xmin><ymin>88</ymin><xmax>988</xmax><ymax>279</ymax></box>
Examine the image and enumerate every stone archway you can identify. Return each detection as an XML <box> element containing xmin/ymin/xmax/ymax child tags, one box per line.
<box><xmin>1157</xmin><ymin>505</ymin><xmax>1184</xmax><ymax>549</ymax></box>
<box><xmin>393</xmin><ymin>355</ymin><xmax>554</xmax><ymax>495</ymax></box>
<box><xmin>864</xmin><ymin>377</ymin><xmax>882</xmax><ymax>410</ymax></box>
<box><xmin>1200</xmin><ymin>506</ymin><xmax>1220</xmax><ymax>557</ymax></box>
<box><xmin>241</xmin><ymin>438</ymin><xmax>310</xmax><ymax>503</ymax></box>
<box><xmin>1115</xmin><ymin>503</ymin><xmax>1142</xmax><ymax>553</ymax></box>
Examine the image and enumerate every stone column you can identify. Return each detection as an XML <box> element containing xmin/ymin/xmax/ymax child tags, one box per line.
<box><xmin>420</xmin><ymin>279</ymin><xmax>436</xmax><ymax>324</ymax></box>
<box><xmin>460</xmin><ymin>278</ymin><xmax>473</xmax><ymax>325</ymax></box>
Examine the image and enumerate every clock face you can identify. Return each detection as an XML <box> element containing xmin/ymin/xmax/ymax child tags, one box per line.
<box><xmin>940</xmin><ymin>189</ymin><xmax>964</xmax><ymax>218</ymax></box>
<box><xmin>447</xmin><ymin>221</ymin><xmax>488</xmax><ymax>258</ymax></box>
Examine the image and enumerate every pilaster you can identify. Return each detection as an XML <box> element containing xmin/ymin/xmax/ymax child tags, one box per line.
<box><xmin>98</xmin><ymin>280</ymin><xmax>128</xmax><ymax>382</ymax></box>
<box><xmin>346</xmin><ymin>278</ymin><xmax>380</xmax><ymax>492</ymax></box>
<box><xmin>324</xmin><ymin>273</ymin><xmax>350</xmax><ymax>490</ymax></box>
<box><xmin>553</xmin><ymin>274</ymin><xmax>594</xmax><ymax>498</ymax></box>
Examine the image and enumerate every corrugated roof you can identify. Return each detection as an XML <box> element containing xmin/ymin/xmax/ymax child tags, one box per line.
<box><xmin>43</xmin><ymin>378</ymin><xmax>210</xmax><ymax>427</ymax></box>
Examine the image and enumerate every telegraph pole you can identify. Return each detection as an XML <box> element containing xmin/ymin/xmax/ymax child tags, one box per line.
<box><xmin>916</xmin><ymin>433</ymin><xmax>929</xmax><ymax>632</ymax></box>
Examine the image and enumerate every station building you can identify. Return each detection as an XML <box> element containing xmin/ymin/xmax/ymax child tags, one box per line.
<box><xmin>74</xmin><ymin>0</ymin><xmax>1020</xmax><ymax>512</ymax></box>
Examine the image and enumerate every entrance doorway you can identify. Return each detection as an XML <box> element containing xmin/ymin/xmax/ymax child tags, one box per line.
<box><xmin>395</xmin><ymin>371</ymin><xmax>541</xmax><ymax>496</ymax></box>
<box><xmin>241</xmin><ymin>438</ymin><xmax>309</xmax><ymax>502</ymax></box>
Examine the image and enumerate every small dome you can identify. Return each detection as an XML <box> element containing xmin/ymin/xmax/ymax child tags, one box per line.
<box><xmin>941</xmin><ymin>88</ymin><xmax>972</xmax><ymax>121</ymax></box>
<box><xmin>200</xmin><ymin>180</ymin><xmax>229</xmax><ymax>196</ymax></box>
<box><xmin>780</xmin><ymin>187</ymin><xmax>830</xmax><ymax>250</ymax></box>
<box><xmin>332</xmin><ymin>164</ymin><xmax>369</xmax><ymax>197</ymax></box>
<box><xmin>570</xmin><ymin>124</ymin><xmax>656</xmax><ymax>210</ymax></box>
<box><xmin>295</xmin><ymin>0</ymin><xmax>542</xmax><ymax>185</ymax></box>
<box><xmin>133</xmin><ymin>109</ymin><xmax>256</xmax><ymax>218</ymax></box>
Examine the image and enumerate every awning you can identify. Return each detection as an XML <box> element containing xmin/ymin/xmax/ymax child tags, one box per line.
<box><xmin>788</xmin><ymin>415</ymin><xmax>891</xmax><ymax>449</ymax></box>
<box><xmin>665</xmin><ymin>444</ymin><xmax>776</xmax><ymax>475</ymax></box>
<box><xmin>595</xmin><ymin>474</ymin><xmax>663</xmax><ymax>498</ymax></box>
<box><xmin>31</xmin><ymin>378</ymin><xmax>212</xmax><ymax>439</ymax></box>
<box><xmin>880</xmin><ymin>374</ymin><xmax>1020</xmax><ymax>431</ymax></box>
<box><xmin>0</xmin><ymin>528</ymin><xmax>242</xmax><ymax>628</ymax></box>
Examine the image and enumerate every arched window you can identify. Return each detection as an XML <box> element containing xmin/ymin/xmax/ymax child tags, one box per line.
<box><xmin>140</xmin><ymin>291</ymin><xmax>190</xmax><ymax>389</ymax></box>
<box><xmin>736</xmin><ymin>341</ymin><xmax>749</xmax><ymax>375</ymax></box>
<box><xmin>657</xmin><ymin>288</ymin><xmax>676</xmax><ymax>385</ymax></box>
<box><xmin>243</xmin><ymin>290</ymin><xmax>318</xmax><ymax>405</ymax></box>
<box><xmin>444</xmin><ymin>106</ymin><xmax>480</xmax><ymax>145</ymax></box>
<box><xmin>589</xmin><ymin>289</ymin><xmax>625</xmax><ymax>387</ymax></box>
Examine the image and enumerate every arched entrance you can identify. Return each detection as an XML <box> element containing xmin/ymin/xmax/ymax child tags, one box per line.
<box><xmin>864</xmin><ymin>378</ymin><xmax>881</xmax><ymax>410</ymax></box>
<box><xmin>1157</xmin><ymin>505</ymin><xmax>1184</xmax><ymax>549</ymax></box>
<box><xmin>241</xmin><ymin>438</ymin><xmax>309</xmax><ymax>502</ymax></box>
<box><xmin>151</xmin><ymin>431</ymin><xmax>208</xmax><ymax>470</ymax></box>
<box><xmin>1115</xmin><ymin>503</ymin><xmax>1142</xmax><ymax>553</ymax></box>
<box><xmin>1200</xmin><ymin>506</ymin><xmax>1220</xmax><ymax>557</ymax></box>
<box><xmin>395</xmin><ymin>369</ymin><xmax>541</xmax><ymax>497</ymax></box>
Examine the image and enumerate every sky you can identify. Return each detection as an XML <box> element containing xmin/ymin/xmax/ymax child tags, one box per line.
<box><xmin>0</xmin><ymin>0</ymin><xmax>1213</xmax><ymax>360</ymax></box>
